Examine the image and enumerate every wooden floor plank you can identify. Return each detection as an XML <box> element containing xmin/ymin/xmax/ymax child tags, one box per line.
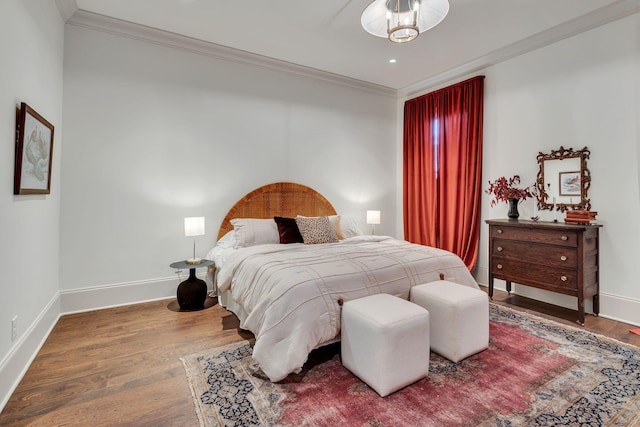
<box><xmin>1</xmin><ymin>291</ymin><xmax>639</xmax><ymax>425</ymax></box>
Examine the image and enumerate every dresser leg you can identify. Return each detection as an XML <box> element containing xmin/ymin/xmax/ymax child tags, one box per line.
<box><xmin>593</xmin><ymin>294</ymin><xmax>599</xmax><ymax>317</ymax></box>
<box><xmin>506</xmin><ymin>281</ymin><xmax>511</xmax><ymax>294</ymax></box>
<box><xmin>577</xmin><ymin>304</ymin><xmax>585</xmax><ymax>326</ymax></box>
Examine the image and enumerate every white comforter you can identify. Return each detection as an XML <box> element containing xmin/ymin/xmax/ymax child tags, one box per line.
<box><xmin>215</xmin><ymin>235</ymin><xmax>479</xmax><ymax>382</ymax></box>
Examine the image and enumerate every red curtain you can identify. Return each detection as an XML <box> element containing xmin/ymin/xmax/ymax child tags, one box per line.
<box><xmin>403</xmin><ymin>76</ymin><xmax>484</xmax><ymax>270</ymax></box>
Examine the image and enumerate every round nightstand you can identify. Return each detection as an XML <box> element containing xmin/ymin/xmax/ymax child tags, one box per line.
<box><xmin>170</xmin><ymin>259</ymin><xmax>214</xmax><ymax>310</ymax></box>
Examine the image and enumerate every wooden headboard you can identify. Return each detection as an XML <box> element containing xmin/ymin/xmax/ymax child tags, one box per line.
<box><xmin>217</xmin><ymin>182</ymin><xmax>337</xmax><ymax>239</ymax></box>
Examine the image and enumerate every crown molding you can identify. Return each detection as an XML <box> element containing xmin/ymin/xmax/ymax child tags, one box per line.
<box><xmin>66</xmin><ymin>10</ymin><xmax>397</xmax><ymax>98</ymax></box>
<box><xmin>399</xmin><ymin>0</ymin><xmax>640</xmax><ymax>99</ymax></box>
<box><xmin>61</xmin><ymin>1</ymin><xmax>640</xmax><ymax>101</ymax></box>
<box><xmin>55</xmin><ymin>0</ymin><xmax>77</xmax><ymax>22</ymax></box>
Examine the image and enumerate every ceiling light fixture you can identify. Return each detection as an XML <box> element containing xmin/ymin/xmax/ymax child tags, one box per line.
<box><xmin>361</xmin><ymin>0</ymin><xmax>449</xmax><ymax>43</ymax></box>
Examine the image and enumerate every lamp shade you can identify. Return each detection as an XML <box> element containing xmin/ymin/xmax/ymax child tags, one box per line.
<box><xmin>184</xmin><ymin>217</ymin><xmax>205</xmax><ymax>237</ymax></box>
<box><xmin>361</xmin><ymin>0</ymin><xmax>449</xmax><ymax>43</ymax></box>
<box><xmin>366</xmin><ymin>210</ymin><xmax>381</xmax><ymax>225</ymax></box>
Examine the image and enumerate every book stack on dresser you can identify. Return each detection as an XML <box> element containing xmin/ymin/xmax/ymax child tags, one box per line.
<box><xmin>565</xmin><ymin>210</ymin><xmax>597</xmax><ymax>225</ymax></box>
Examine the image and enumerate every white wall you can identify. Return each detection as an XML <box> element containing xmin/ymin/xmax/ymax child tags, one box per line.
<box><xmin>0</xmin><ymin>0</ymin><xmax>64</xmax><ymax>411</ymax></box>
<box><xmin>60</xmin><ymin>22</ymin><xmax>398</xmax><ymax>307</ymax></box>
<box><xmin>477</xmin><ymin>13</ymin><xmax>640</xmax><ymax>323</ymax></box>
<box><xmin>2</xmin><ymin>3</ymin><xmax>638</xmax><ymax>413</ymax></box>
<box><xmin>400</xmin><ymin>12</ymin><xmax>640</xmax><ymax>325</ymax></box>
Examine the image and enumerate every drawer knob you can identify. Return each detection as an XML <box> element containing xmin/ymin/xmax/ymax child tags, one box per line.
<box><xmin>497</xmin><ymin>229</ymin><xmax>503</xmax><ymax>234</ymax></box>
<box><xmin>561</xmin><ymin>235</ymin><xmax>568</xmax><ymax>241</ymax></box>
<box><xmin>497</xmin><ymin>264</ymin><xmax>503</xmax><ymax>270</ymax></box>
<box><xmin>497</xmin><ymin>246</ymin><xmax>503</xmax><ymax>252</ymax></box>
<box><xmin>561</xmin><ymin>275</ymin><xmax>567</xmax><ymax>282</ymax></box>
<box><xmin>560</xmin><ymin>255</ymin><xmax>567</xmax><ymax>261</ymax></box>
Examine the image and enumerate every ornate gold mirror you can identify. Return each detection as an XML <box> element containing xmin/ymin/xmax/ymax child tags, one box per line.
<box><xmin>536</xmin><ymin>146</ymin><xmax>591</xmax><ymax>212</ymax></box>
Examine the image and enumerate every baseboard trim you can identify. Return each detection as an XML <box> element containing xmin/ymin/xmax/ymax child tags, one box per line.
<box><xmin>479</xmin><ymin>280</ymin><xmax>640</xmax><ymax>327</ymax></box>
<box><xmin>2</xmin><ymin>274</ymin><xmax>637</xmax><ymax>414</ymax></box>
<box><xmin>60</xmin><ymin>276</ymin><xmax>182</xmax><ymax>314</ymax></box>
<box><xmin>59</xmin><ymin>270</ymin><xmax>212</xmax><ymax>315</ymax></box>
<box><xmin>0</xmin><ymin>272</ymin><xmax>211</xmax><ymax>412</ymax></box>
<box><xmin>599</xmin><ymin>292</ymin><xmax>640</xmax><ymax>327</ymax></box>
<box><xmin>0</xmin><ymin>293</ymin><xmax>60</xmax><ymax>413</ymax></box>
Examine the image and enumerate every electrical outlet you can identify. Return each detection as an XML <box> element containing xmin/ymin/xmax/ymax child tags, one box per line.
<box><xmin>11</xmin><ymin>316</ymin><xmax>17</xmax><ymax>342</ymax></box>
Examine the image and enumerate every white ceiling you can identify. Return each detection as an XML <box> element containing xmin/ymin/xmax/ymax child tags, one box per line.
<box><xmin>64</xmin><ymin>0</ymin><xmax>639</xmax><ymax>92</ymax></box>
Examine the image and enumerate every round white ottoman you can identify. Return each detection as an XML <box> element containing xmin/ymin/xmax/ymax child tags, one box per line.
<box><xmin>341</xmin><ymin>293</ymin><xmax>430</xmax><ymax>397</ymax></box>
<box><xmin>410</xmin><ymin>281</ymin><xmax>488</xmax><ymax>363</ymax></box>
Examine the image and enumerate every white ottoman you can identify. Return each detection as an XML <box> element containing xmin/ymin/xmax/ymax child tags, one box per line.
<box><xmin>410</xmin><ymin>281</ymin><xmax>488</xmax><ymax>363</ymax></box>
<box><xmin>341</xmin><ymin>293</ymin><xmax>430</xmax><ymax>397</ymax></box>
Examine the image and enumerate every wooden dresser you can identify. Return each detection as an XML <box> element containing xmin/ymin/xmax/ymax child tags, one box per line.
<box><xmin>486</xmin><ymin>219</ymin><xmax>602</xmax><ymax>324</ymax></box>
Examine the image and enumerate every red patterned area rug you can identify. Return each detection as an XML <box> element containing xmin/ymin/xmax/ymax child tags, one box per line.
<box><xmin>181</xmin><ymin>304</ymin><xmax>640</xmax><ymax>426</ymax></box>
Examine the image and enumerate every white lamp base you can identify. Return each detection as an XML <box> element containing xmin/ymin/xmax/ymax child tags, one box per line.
<box><xmin>186</xmin><ymin>258</ymin><xmax>202</xmax><ymax>265</ymax></box>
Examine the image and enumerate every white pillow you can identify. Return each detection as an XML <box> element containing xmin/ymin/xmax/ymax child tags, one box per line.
<box><xmin>335</xmin><ymin>214</ymin><xmax>361</xmax><ymax>238</ymax></box>
<box><xmin>328</xmin><ymin>215</ymin><xmax>345</xmax><ymax>240</ymax></box>
<box><xmin>230</xmin><ymin>218</ymin><xmax>279</xmax><ymax>248</ymax></box>
<box><xmin>216</xmin><ymin>230</ymin><xmax>236</xmax><ymax>249</ymax></box>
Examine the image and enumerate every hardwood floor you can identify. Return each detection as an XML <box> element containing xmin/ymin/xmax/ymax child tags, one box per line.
<box><xmin>0</xmin><ymin>297</ymin><xmax>252</xmax><ymax>427</ymax></box>
<box><xmin>1</xmin><ymin>290</ymin><xmax>639</xmax><ymax>426</ymax></box>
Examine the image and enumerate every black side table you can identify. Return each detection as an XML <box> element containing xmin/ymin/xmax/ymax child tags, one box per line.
<box><xmin>170</xmin><ymin>259</ymin><xmax>214</xmax><ymax>310</ymax></box>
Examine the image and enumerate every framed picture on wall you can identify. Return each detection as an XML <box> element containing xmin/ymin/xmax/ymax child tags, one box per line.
<box><xmin>559</xmin><ymin>171</ymin><xmax>581</xmax><ymax>197</ymax></box>
<box><xmin>14</xmin><ymin>102</ymin><xmax>54</xmax><ymax>195</ymax></box>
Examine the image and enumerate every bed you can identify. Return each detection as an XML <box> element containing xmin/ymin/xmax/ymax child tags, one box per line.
<box><xmin>206</xmin><ymin>182</ymin><xmax>479</xmax><ymax>382</ymax></box>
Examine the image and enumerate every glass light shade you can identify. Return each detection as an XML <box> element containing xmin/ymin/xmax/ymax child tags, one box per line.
<box><xmin>184</xmin><ymin>217</ymin><xmax>205</xmax><ymax>237</ymax></box>
<box><xmin>366</xmin><ymin>210</ymin><xmax>381</xmax><ymax>225</ymax></box>
<box><xmin>361</xmin><ymin>0</ymin><xmax>449</xmax><ymax>43</ymax></box>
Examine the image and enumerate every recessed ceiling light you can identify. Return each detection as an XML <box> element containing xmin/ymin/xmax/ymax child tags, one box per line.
<box><xmin>389</xmin><ymin>59</ymin><xmax>397</xmax><ymax>63</ymax></box>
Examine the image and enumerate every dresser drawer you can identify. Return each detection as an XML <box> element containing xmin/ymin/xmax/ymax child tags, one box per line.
<box><xmin>491</xmin><ymin>259</ymin><xmax>577</xmax><ymax>293</ymax></box>
<box><xmin>492</xmin><ymin>239</ymin><xmax>577</xmax><ymax>268</ymax></box>
<box><xmin>490</xmin><ymin>226</ymin><xmax>578</xmax><ymax>247</ymax></box>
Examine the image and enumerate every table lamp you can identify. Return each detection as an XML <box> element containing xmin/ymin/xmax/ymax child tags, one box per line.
<box><xmin>184</xmin><ymin>216</ymin><xmax>205</xmax><ymax>264</ymax></box>
<box><xmin>366</xmin><ymin>210</ymin><xmax>381</xmax><ymax>235</ymax></box>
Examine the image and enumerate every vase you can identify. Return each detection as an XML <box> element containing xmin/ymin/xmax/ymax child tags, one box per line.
<box><xmin>507</xmin><ymin>198</ymin><xmax>520</xmax><ymax>220</ymax></box>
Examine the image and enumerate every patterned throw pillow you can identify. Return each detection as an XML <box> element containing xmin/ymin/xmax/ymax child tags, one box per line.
<box><xmin>295</xmin><ymin>216</ymin><xmax>339</xmax><ymax>245</ymax></box>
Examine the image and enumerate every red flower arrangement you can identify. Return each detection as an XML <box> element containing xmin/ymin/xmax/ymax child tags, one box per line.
<box><xmin>486</xmin><ymin>175</ymin><xmax>534</xmax><ymax>207</ymax></box>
